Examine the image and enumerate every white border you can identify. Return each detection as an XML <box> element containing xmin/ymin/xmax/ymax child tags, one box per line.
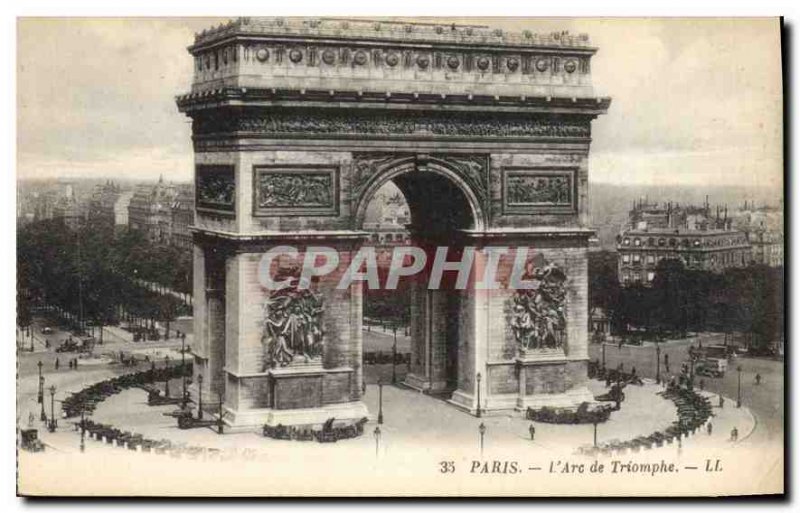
<box><xmin>4</xmin><ymin>1</ymin><xmax>795</xmax><ymax>511</ymax></box>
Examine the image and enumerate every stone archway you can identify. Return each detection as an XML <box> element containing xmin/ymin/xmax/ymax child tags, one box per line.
<box><xmin>355</xmin><ymin>155</ymin><xmax>481</xmax><ymax>399</ymax></box>
<box><xmin>177</xmin><ymin>17</ymin><xmax>611</xmax><ymax>428</ymax></box>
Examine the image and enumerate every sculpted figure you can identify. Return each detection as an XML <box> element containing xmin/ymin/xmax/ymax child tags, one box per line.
<box><xmin>262</xmin><ymin>267</ymin><xmax>325</xmax><ymax>368</ymax></box>
<box><xmin>509</xmin><ymin>259</ymin><xmax>567</xmax><ymax>351</ymax></box>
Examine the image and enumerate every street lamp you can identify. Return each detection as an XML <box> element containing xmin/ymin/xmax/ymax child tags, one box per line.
<box><xmin>197</xmin><ymin>373</ymin><xmax>204</xmax><ymax>420</ymax></box>
<box><xmin>39</xmin><ymin>376</ymin><xmax>47</xmax><ymax>422</ymax></box>
<box><xmin>79</xmin><ymin>402</ymin><xmax>87</xmax><ymax>453</ymax></box>
<box><xmin>655</xmin><ymin>342</ymin><xmax>661</xmax><ymax>384</ymax></box>
<box><xmin>164</xmin><ymin>355</ymin><xmax>171</xmax><ymax>397</ymax></box>
<box><xmin>478</xmin><ymin>422</ymin><xmax>486</xmax><ymax>456</ymax></box>
<box><xmin>181</xmin><ymin>335</ymin><xmax>188</xmax><ymax>408</ymax></box>
<box><xmin>736</xmin><ymin>365</ymin><xmax>742</xmax><ymax>408</ymax></box>
<box><xmin>602</xmin><ymin>342</ymin><xmax>606</xmax><ymax>369</ymax></box>
<box><xmin>377</xmin><ymin>381</ymin><xmax>384</xmax><ymax>425</ymax></box>
<box><xmin>391</xmin><ymin>325</ymin><xmax>398</xmax><ymax>385</ymax></box>
<box><xmin>48</xmin><ymin>385</ymin><xmax>57</xmax><ymax>433</ymax></box>
<box><xmin>37</xmin><ymin>361</ymin><xmax>43</xmax><ymax>404</ymax></box>
<box><xmin>476</xmin><ymin>372</ymin><xmax>482</xmax><ymax>418</ymax></box>
<box><xmin>373</xmin><ymin>426</ymin><xmax>381</xmax><ymax>457</ymax></box>
<box><xmin>217</xmin><ymin>382</ymin><xmax>225</xmax><ymax>435</ymax></box>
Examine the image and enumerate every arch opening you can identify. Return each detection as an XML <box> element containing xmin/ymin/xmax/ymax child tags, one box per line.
<box><xmin>359</xmin><ymin>160</ymin><xmax>478</xmax><ymax>396</ymax></box>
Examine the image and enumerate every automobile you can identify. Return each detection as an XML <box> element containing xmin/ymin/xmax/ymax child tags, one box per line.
<box><xmin>40</xmin><ymin>327</ymin><xmax>53</xmax><ymax>334</ymax></box>
<box><xmin>20</xmin><ymin>429</ymin><xmax>45</xmax><ymax>452</ymax></box>
<box><xmin>695</xmin><ymin>360</ymin><xmax>724</xmax><ymax>378</ymax></box>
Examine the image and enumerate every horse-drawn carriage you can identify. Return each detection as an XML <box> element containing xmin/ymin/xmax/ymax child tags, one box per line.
<box><xmin>595</xmin><ymin>382</ymin><xmax>626</xmax><ymax>403</ymax></box>
<box><xmin>137</xmin><ymin>384</ymin><xmax>183</xmax><ymax>406</ymax></box>
<box><xmin>20</xmin><ymin>429</ymin><xmax>45</xmax><ymax>452</ymax></box>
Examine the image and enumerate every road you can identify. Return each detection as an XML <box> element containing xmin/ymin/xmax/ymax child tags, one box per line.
<box><xmin>588</xmin><ymin>339</ymin><xmax>784</xmax><ymax>445</ymax></box>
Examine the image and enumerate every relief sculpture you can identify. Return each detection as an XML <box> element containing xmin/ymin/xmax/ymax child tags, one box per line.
<box><xmin>196</xmin><ymin>165</ymin><xmax>235</xmax><ymax>212</ymax></box>
<box><xmin>507</xmin><ymin>173</ymin><xmax>572</xmax><ymax>206</ymax></box>
<box><xmin>256</xmin><ymin>170</ymin><xmax>334</xmax><ymax>209</ymax></box>
<box><xmin>509</xmin><ymin>257</ymin><xmax>568</xmax><ymax>352</ymax></box>
<box><xmin>194</xmin><ymin>110</ymin><xmax>591</xmax><ymax>139</ymax></box>
<box><xmin>261</xmin><ymin>267</ymin><xmax>325</xmax><ymax>368</ymax></box>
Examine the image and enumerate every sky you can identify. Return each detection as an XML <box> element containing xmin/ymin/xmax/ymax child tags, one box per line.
<box><xmin>16</xmin><ymin>17</ymin><xmax>783</xmax><ymax>191</ymax></box>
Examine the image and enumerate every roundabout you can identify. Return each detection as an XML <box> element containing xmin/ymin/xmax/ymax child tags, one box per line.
<box><xmin>52</xmin><ymin>364</ymin><xmax>753</xmax><ymax>461</ymax></box>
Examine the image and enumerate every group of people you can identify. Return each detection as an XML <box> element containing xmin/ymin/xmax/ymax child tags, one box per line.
<box><xmin>54</xmin><ymin>357</ymin><xmax>81</xmax><ymax>370</ymax></box>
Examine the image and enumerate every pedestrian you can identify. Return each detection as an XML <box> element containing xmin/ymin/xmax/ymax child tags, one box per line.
<box><xmin>707</xmin><ymin>422</ymin><xmax>713</xmax><ymax>436</ymax></box>
<box><xmin>362</xmin><ymin>380</ymin><xmax>366</xmax><ymax>395</ymax></box>
<box><xmin>55</xmin><ymin>358</ymin><xmax>59</xmax><ymax>370</ymax></box>
<box><xmin>699</xmin><ymin>379</ymin><xmax>705</xmax><ymax>391</ymax></box>
<box><xmin>730</xmin><ymin>427</ymin><xmax>738</xmax><ymax>442</ymax></box>
<box><xmin>28</xmin><ymin>412</ymin><xmax>35</xmax><ymax>427</ymax></box>
<box><xmin>719</xmin><ymin>395</ymin><xmax>724</xmax><ymax>408</ymax></box>
<box><xmin>755</xmin><ymin>373</ymin><xmax>761</xmax><ymax>386</ymax></box>
<box><xmin>529</xmin><ymin>424</ymin><xmax>536</xmax><ymax>441</ymax></box>
<box><xmin>74</xmin><ymin>358</ymin><xmax>78</xmax><ymax>369</ymax></box>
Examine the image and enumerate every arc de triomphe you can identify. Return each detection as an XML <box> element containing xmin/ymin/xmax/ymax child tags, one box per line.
<box><xmin>176</xmin><ymin>17</ymin><xmax>611</xmax><ymax>428</ymax></box>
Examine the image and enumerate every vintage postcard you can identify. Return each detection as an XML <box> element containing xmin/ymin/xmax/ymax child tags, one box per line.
<box><xmin>16</xmin><ymin>16</ymin><xmax>784</xmax><ymax>497</ymax></box>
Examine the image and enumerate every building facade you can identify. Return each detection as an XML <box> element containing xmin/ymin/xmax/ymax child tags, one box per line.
<box><xmin>617</xmin><ymin>200</ymin><xmax>751</xmax><ymax>285</ymax></box>
<box><xmin>170</xmin><ymin>185</ymin><xmax>195</xmax><ymax>250</ymax></box>
<box><xmin>734</xmin><ymin>202</ymin><xmax>784</xmax><ymax>267</ymax></box>
<box><xmin>128</xmin><ymin>176</ymin><xmax>180</xmax><ymax>244</ymax></box>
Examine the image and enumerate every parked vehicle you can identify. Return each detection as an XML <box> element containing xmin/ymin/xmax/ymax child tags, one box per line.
<box><xmin>19</xmin><ymin>429</ymin><xmax>45</xmax><ymax>452</ymax></box>
<box><xmin>695</xmin><ymin>359</ymin><xmax>724</xmax><ymax>378</ymax></box>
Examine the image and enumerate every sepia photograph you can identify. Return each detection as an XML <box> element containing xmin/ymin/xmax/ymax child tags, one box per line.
<box><xmin>14</xmin><ymin>13</ymin><xmax>784</xmax><ymax>497</ymax></box>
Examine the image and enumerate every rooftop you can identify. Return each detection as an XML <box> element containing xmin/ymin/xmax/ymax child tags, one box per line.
<box><xmin>192</xmin><ymin>17</ymin><xmax>593</xmax><ymax>51</ymax></box>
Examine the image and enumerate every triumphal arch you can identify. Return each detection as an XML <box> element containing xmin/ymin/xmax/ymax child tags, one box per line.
<box><xmin>177</xmin><ymin>17</ymin><xmax>610</xmax><ymax>428</ymax></box>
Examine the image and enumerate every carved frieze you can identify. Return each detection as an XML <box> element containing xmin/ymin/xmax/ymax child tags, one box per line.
<box><xmin>253</xmin><ymin>165</ymin><xmax>339</xmax><ymax>216</ymax></box>
<box><xmin>193</xmin><ymin>110</ymin><xmax>591</xmax><ymax>140</ymax></box>
<box><xmin>195</xmin><ymin>164</ymin><xmax>235</xmax><ymax>214</ymax></box>
<box><xmin>507</xmin><ymin>256</ymin><xmax>568</xmax><ymax>353</ymax></box>
<box><xmin>502</xmin><ymin>167</ymin><xmax>577</xmax><ymax>214</ymax></box>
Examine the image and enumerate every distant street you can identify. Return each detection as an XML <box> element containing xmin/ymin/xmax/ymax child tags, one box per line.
<box><xmin>588</xmin><ymin>338</ymin><xmax>784</xmax><ymax>444</ymax></box>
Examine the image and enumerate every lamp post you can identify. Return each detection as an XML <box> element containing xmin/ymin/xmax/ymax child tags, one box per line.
<box><xmin>217</xmin><ymin>381</ymin><xmax>224</xmax><ymax>435</ymax></box>
<box><xmin>181</xmin><ymin>336</ymin><xmax>188</xmax><ymax>408</ymax></box>
<box><xmin>655</xmin><ymin>343</ymin><xmax>661</xmax><ymax>384</ymax></box>
<box><xmin>602</xmin><ymin>342</ymin><xmax>606</xmax><ymax>368</ymax></box>
<box><xmin>736</xmin><ymin>365</ymin><xmax>742</xmax><ymax>408</ymax></box>
<box><xmin>377</xmin><ymin>381</ymin><xmax>384</xmax><ymax>425</ymax></box>
<box><xmin>79</xmin><ymin>403</ymin><xmax>86</xmax><ymax>453</ymax></box>
<box><xmin>476</xmin><ymin>372</ymin><xmax>482</xmax><ymax>418</ymax></box>
<box><xmin>373</xmin><ymin>426</ymin><xmax>381</xmax><ymax>457</ymax></box>
<box><xmin>197</xmin><ymin>373</ymin><xmax>204</xmax><ymax>420</ymax></box>
<box><xmin>164</xmin><ymin>355</ymin><xmax>171</xmax><ymax>397</ymax></box>
<box><xmin>37</xmin><ymin>361</ymin><xmax>43</xmax><ymax>404</ymax></box>
<box><xmin>391</xmin><ymin>325</ymin><xmax>398</xmax><ymax>385</ymax></box>
<box><xmin>48</xmin><ymin>385</ymin><xmax>57</xmax><ymax>432</ymax></box>
<box><xmin>478</xmin><ymin>422</ymin><xmax>486</xmax><ymax>456</ymax></box>
<box><xmin>39</xmin><ymin>376</ymin><xmax>47</xmax><ymax>421</ymax></box>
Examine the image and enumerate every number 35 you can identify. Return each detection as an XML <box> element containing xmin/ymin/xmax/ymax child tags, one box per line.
<box><xmin>439</xmin><ymin>461</ymin><xmax>455</xmax><ymax>473</ymax></box>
